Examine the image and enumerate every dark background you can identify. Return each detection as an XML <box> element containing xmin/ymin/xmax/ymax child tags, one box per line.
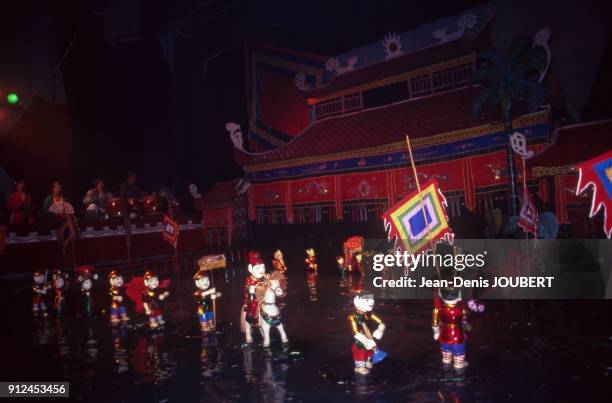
<box><xmin>1</xmin><ymin>0</ymin><xmax>611</xmax><ymax>204</ymax></box>
<box><xmin>49</xmin><ymin>0</ymin><xmax>486</xmax><ymax>198</ymax></box>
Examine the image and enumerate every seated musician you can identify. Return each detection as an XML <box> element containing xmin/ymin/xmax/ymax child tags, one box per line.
<box><xmin>6</xmin><ymin>178</ymin><xmax>35</xmax><ymax>224</ymax></box>
<box><xmin>43</xmin><ymin>181</ymin><xmax>77</xmax><ymax>248</ymax></box>
<box><xmin>119</xmin><ymin>172</ymin><xmax>142</xmax><ymax>201</ymax></box>
<box><xmin>83</xmin><ymin>178</ymin><xmax>112</xmax><ymax>219</ymax></box>
<box><xmin>44</xmin><ymin>181</ymin><xmax>75</xmax><ymax>219</ymax></box>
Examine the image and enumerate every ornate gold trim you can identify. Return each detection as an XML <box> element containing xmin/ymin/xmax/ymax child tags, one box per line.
<box><xmin>245</xmin><ymin>110</ymin><xmax>549</xmax><ymax>173</ymax></box>
<box><xmin>532</xmin><ymin>165</ymin><xmax>575</xmax><ymax>177</ymax></box>
<box><xmin>312</xmin><ymin>55</ymin><xmax>475</xmax><ymax>102</ymax></box>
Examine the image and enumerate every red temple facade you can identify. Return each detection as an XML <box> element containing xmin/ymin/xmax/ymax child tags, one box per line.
<box><xmin>228</xmin><ymin>15</ymin><xmax>554</xmax><ymax>232</ymax></box>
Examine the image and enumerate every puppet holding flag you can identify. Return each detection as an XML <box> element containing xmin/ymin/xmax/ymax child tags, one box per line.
<box><xmin>195</xmin><ymin>254</ymin><xmax>225</xmax><ymax>333</ymax></box>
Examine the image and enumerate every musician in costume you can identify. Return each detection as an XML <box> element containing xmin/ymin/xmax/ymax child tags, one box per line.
<box><xmin>83</xmin><ymin>178</ymin><xmax>112</xmax><ymax>219</ymax></box>
<box><xmin>432</xmin><ymin>286</ymin><xmax>469</xmax><ymax>370</ymax></box>
<box><xmin>32</xmin><ymin>271</ymin><xmax>50</xmax><ymax>316</ymax></box>
<box><xmin>194</xmin><ymin>270</ymin><xmax>221</xmax><ymax>333</ymax></box>
<box><xmin>108</xmin><ymin>270</ymin><xmax>130</xmax><ymax>324</ymax></box>
<box><xmin>6</xmin><ymin>179</ymin><xmax>34</xmax><ymax>224</ymax></box>
<box><xmin>349</xmin><ymin>288</ymin><xmax>386</xmax><ymax>375</ymax></box>
<box><xmin>304</xmin><ymin>248</ymin><xmax>318</xmax><ymax>271</ymax></box>
<box><xmin>52</xmin><ymin>270</ymin><xmax>69</xmax><ymax>315</ymax></box>
<box><xmin>241</xmin><ymin>251</ymin><xmax>266</xmax><ymax>344</ymax></box>
<box><xmin>143</xmin><ymin>271</ymin><xmax>170</xmax><ymax>329</ymax></box>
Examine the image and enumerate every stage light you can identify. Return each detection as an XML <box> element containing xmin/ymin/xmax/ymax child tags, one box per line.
<box><xmin>6</xmin><ymin>92</ymin><xmax>19</xmax><ymax>105</ymax></box>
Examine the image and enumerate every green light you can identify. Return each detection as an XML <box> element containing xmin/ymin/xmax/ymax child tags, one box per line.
<box><xmin>6</xmin><ymin>93</ymin><xmax>19</xmax><ymax>105</ymax></box>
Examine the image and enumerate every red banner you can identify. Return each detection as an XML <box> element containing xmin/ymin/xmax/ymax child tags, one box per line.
<box><xmin>291</xmin><ymin>176</ymin><xmax>336</xmax><ymax>204</ymax></box>
<box><xmin>341</xmin><ymin>171</ymin><xmax>388</xmax><ymax>200</ymax></box>
<box><xmin>251</xmin><ymin>182</ymin><xmax>289</xmax><ymax>206</ymax></box>
<box><xmin>470</xmin><ymin>151</ymin><xmax>508</xmax><ymax>188</ymax></box>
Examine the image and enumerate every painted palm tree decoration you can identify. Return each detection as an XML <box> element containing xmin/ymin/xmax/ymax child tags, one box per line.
<box><xmin>471</xmin><ymin>35</ymin><xmax>547</xmax><ymax>215</ymax></box>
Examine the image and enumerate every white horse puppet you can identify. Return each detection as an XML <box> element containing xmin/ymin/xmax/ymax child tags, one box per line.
<box><xmin>256</xmin><ymin>276</ymin><xmax>289</xmax><ymax>347</ymax></box>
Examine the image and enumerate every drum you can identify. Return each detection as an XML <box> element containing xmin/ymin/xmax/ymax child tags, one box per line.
<box><xmin>141</xmin><ymin>195</ymin><xmax>168</xmax><ymax>216</ymax></box>
<box><xmin>106</xmin><ymin>198</ymin><xmax>126</xmax><ymax>218</ymax></box>
<box><xmin>127</xmin><ymin>197</ymin><xmax>141</xmax><ymax>215</ymax></box>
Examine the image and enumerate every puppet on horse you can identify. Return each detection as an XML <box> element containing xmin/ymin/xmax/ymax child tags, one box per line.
<box><xmin>241</xmin><ymin>252</ymin><xmax>288</xmax><ymax>347</ymax></box>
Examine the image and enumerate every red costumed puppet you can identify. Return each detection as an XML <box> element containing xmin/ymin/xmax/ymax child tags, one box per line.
<box><xmin>349</xmin><ymin>285</ymin><xmax>386</xmax><ymax>375</ymax></box>
<box><xmin>52</xmin><ymin>270</ymin><xmax>69</xmax><ymax>315</ymax></box>
<box><xmin>108</xmin><ymin>270</ymin><xmax>130</xmax><ymax>325</ymax></box>
<box><xmin>240</xmin><ymin>251</ymin><xmax>266</xmax><ymax>344</ymax></box>
<box><xmin>126</xmin><ymin>271</ymin><xmax>170</xmax><ymax>329</ymax></box>
<box><xmin>304</xmin><ymin>248</ymin><xmax>318</xmax><ymax>271</ymax></box>
<box><xmin>432</xmin><ymin>287</ymin><xmax>469</xmax><ymax>370</ymax></box>
<box><xmin>32</xmin><ymin>270</ymin><xmax>51</xmax><ymax>316</ymax></box>
<box><xmin>271</xmin><ymin>249</ymin><xmax>287</xmax><ymax>273</ymax></box>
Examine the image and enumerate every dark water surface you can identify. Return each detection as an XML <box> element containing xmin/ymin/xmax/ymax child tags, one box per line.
<box><xmin>0</xmin><ymin>254</ymin><xmax>610</xmax><ymax>402</ymax></box>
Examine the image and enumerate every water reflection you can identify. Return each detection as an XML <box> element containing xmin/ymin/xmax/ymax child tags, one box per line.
<box><xmin>200</xmin><ymin>334</ymin><xmax>223</xmax><ymax>378</ymax></box>
<box><xmin>242</xmin><ymin>345</ymin><xmax>291</xmax><ymax>402</ymax></box>
<box><xmin>129</xmin><ymin>332</ymin><xmax>177</xmax><ymax>384</ymax></box>
<box><xmin>34</xmin><ymin>317</ymin><xmax>52</xmax><ymax>346</ymax></box>
<box><xmin>54</xmin><ymin>318</ymin><xmax>70</xmax><ymax>358</ymax></box>
<box><xmin>306</xmin><ymin>271</ymin><xmax>318</xmax><ymax>301</ymax></box>
<box><xmin>338</xmin><ymin>271</ymin><xmax>354</xmax><ymax>296</ymax></box>
<box><xmin>84</xmin><ymin>321</ymin><xmax>99</xmax><ymax>363</ymax></box>
<box><xmin>111</xmin><ymin>326</ymin><xmax>129</xmax><ymax>374</ymax></box>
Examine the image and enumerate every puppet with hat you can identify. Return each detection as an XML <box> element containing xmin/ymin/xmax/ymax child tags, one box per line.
<box><xmin>32</xmin><ymin>270</ymin><xmax>51</xmax><ymax>316</ymax></box>
<box><xmin>304</xmin><ymin>248</ymin><xmax>319</xmax><ymax>271</ymax></box>
<box><xmin>349</xmin><ymin>284</ymin><xmax>387</xmax><ymax>375</ymax></box>
<box><xmin>240</xmin><ymin>251</ymin><xmax>267</xmax><ymax>344</ymax></box>
<box><xmin>108</xmin><ymin>270</ymin><xmax>130</xmax><ymax>324</ymax></box>
<box><xmin>194</xmin><ymin>269</ymin><xmax>222</xmax><ymax>333</ymax></box>
<box><xmin>126</xmin><ymin>271</ymin><xmax>170</xmax><ymax>329</ymax></box>
<box><xmin>52</xmin><ymin>269</ymin><xmax>69</xmax><ymax>315</ymax></box>
<box><xmin>77</xmin><ymin>266</ymin><xmax>99</xmax><ymax>316</ymax></box>
<box><xmin>271</xmin><ymin>250</ymin><xmax>287</xmax><ymax>274</ymax></box>
<box><xmin>432</xmin><ymin>284</ymin><xmax>470</xmax><ymax>371</ymax></box>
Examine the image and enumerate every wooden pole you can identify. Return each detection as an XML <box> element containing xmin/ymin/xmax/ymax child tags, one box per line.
<box><xmin>211</xmin><ymin>268</ymin><xmax>217</xmax><ymax>329</ymax></box>
<box><xmin>405</xmin><ymin>135</ymin><xmax>436</xmax><ymax>253</ymax></box>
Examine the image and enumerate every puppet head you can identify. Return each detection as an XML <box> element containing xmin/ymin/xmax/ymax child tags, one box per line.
<box><xmin>52</xmin><ymin>270</ymin><xmax>67</xmax><ymax>289</ymax></box>
<box><xmin>353</xmin><ymin>289</ymin><xmax>375</xmax><ymax>313</ymax></box>
<box><xmin>194</xmin><ymin>270</ymin><xmax>211</xmax><ymax>290</ymax></box>
<box><xmin>143</xmin><ymin>271</ymin><xmax>159</xmax><ymax>289</ymax></box>
<box><xmin>247</xmin><ymin>251</ymin><xmax>265</xmax><ymax>279</ymax></box>
<box><xmin>77</xmin><ymin>266</ymin><xmax>97</xmax><ymax>291</ymax></box>
<box><xmin>108</xmin><ymin>270</ymin><xmax>124</xmax><ymax>287</ymax></box>
<box><xmin>439</xmin><ymin>287</ymin><xmax>461</xmax><ymax>306</ymax></box>
<box><xmin>273</xmin><ymin>249</ymin><xmax>284</xmax><ymax>261</ymax></box>
<box><xmin>81</xmin><ymin>278</ymin><xmax>93</xmax><ymax>291</ymax></box>
<box><xmin>336</xmin><ymin>256</ymin><xmax>345</xmax><ymax>266</ymax></box>
<box><xmin>33</xmin><ymin>271</ymin><xmax>46</xmax><ymax>285</ymax></box>
<box><xmin>306</xmin><ymin>248</ymin><xmax>316</xmax><ymax>258</ymax></box>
